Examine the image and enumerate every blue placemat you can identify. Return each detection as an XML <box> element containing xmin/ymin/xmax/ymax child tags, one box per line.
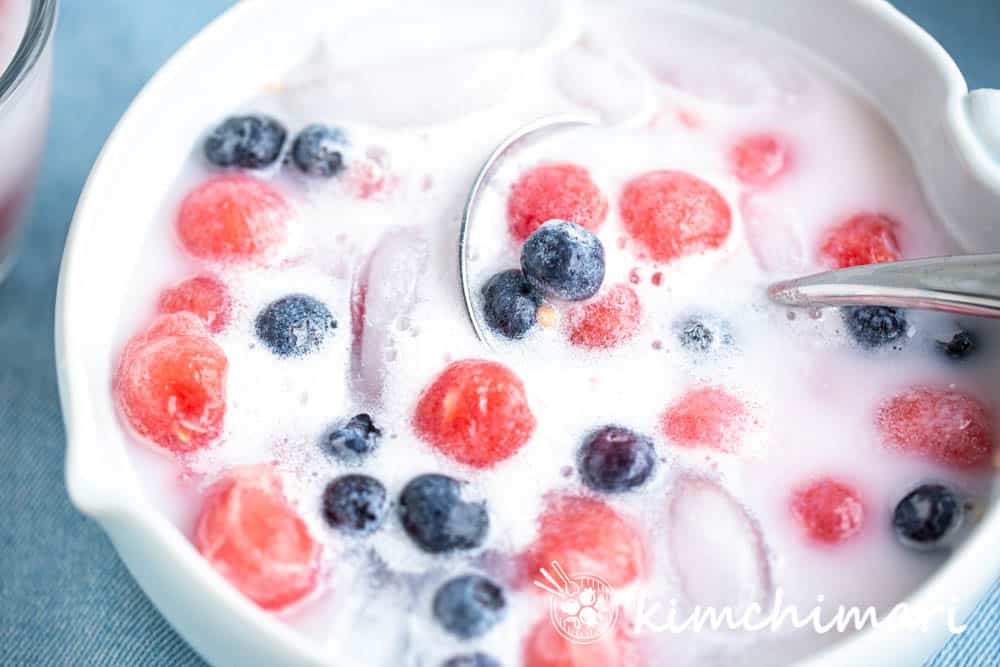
<box><xmin>0</xmin><ymin>1</ymin><xmax>996</xmax><ymax>665</ymax></box>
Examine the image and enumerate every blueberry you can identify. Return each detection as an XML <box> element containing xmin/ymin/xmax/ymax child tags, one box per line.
<box><xmin>842</xmin><ymin>306</ymin><xmax>908</xmax><ymax>349</ymax></box>
<box><xmin>678</xmin><ymin>318</ymin><xmax>714</xmax><ymax>352</ymax></box>
<box><xmin>578</xmin><ymin>426</ymin><xmax>656</xmax><ymax>493</ymax></box>
<box><xmin>203</xmin><ymin>115</ymin><xmax>287</xmax><ymax>169</ymax></box>
<box><xmin>399</xmin><ymin>474</ymin><xmax>488</xmax><ymax>553</ymax></box>
<box><xmin>432</xmin><ymin>574</ymin><xmax>506</xmax><ymax>639</ymax></box>
<box><xmin>322</xmin><ymin>474</ymin><xmax>388</xmax><ymax>536</ymax></box>
<box><xmin>481</xmin><ymin>269</ymin><xmax>542</xmax><ymax>339</ymax></box>
<box><xmin>520</xmin><ymin>220</ymin><xmax>605</xmax><ymax>301</ymax></box>
<box><xmin>442</xmin><ymin>653</ymin><xmax>502</xmax><ymax>667</ymax></box>
<box><xmin>323</xmin><ymin>413</ymin><xmax>381</xmax><ymax>461</ymax></box>
<box><xmin>936</xmin><ymin>329</ymin><xmax>977</xmax><ymax>360</ymax></box>
<box><xmin>291</xmin><ymin>124</ymin><xmax>349</xmax><ymax>177</ymax></box>
<box><xmin>255</xmin><ymin>294</ymin><xmax>336</xmax><ymax>357</ymax></box>
<box><xmin>892</xmin><ymin>484</ymin><xmax>963</xmax><ymax>550</ymax></box>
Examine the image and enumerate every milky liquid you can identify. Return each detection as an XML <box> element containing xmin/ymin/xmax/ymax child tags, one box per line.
<box><xmin>111</xmin><ymin>3</ymin><xmax>998</xmax><ymax>666</ymax></box>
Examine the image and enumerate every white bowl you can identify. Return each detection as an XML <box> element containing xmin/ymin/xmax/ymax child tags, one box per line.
<box><xmin>57</xmin><ymin>1</ymin><xmax>1000</xmax><ymax>665</ymax></box>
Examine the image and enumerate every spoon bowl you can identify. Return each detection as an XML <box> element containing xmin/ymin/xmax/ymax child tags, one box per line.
<box><xmin>458</xmin><ymin>114</ymin><xmax>599</xmax><ymax>346</ymax></box>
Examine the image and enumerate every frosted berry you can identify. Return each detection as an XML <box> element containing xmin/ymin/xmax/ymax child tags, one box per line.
<box><xmin>522</xmin><ymin>616</ymin><xmax>641</xmax><ymax>667</ymax></box>
<box><xmin>507</xmin><ymin>163</ymin><xmax>608</xmax><ymax>241</ymax></box>
<box><xmin>729</xmin><ymin>133</ymin><xmax>789</xmax><ymax>186</ymax></box>
<box><xmin>661</xmin><ymin>386</ymin><xmax>750</xmax><ymax>453</ymax></box>
<box><xmin>195</xmin><ymin>465</ymin><xmax>321</xmax><ymax>609</ymax></box>
<box><xmin>877</xmin><ymin>386</ymin><xmax>996</xmax><ymax>468</ymax></box>
<box><xmin>114</xmin><ymin>314</ymin><xmax>228</xmax><ymax>454</ymax></box>
<box><xmin>413</xmin><ymin>360</ymin><xmax>535</xmax><ymax>468</ymax></box>
<box><xmin>524</xmin><ymin>495</ymin><xmax>645</xmax><ymax>589</ymax></box>
<box><xmin>157</xmin><ymin>275</ymin><xmax>232</xmax><ymax>333</ymax></box>
<box><xmin>790</xmin><ymin>477</ymin><xmax>864</xmax><ymax>545</ymax></box>
<box><xmin>177</xmin><ymin>174</ymin><xmax>289</xmax><ymax>263</ymax></box>
<box><xmin>619</xmin><ymin>170</ymin><xmax>731</xmax><ymax>263</ymax></box>
<box><xmin>203</xmin><ymin>115</ymin><xmax>287</xmax><ymax>169</ymax></box>
<box><xmin>817</xmin><ymin>213</ymin><xmax>900</xmax><ymax>269</ymax></box>
<box><xmin>565</xmin><ymin>284</ymin><xmax>641</xmax><ymax>350</ymax></box>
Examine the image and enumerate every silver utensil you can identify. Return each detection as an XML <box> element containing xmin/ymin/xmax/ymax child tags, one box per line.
<box><xmin>767</xmin><ymin>254</ymin><xmax>1000</xmax><ymax>317</ymax></box>
<box><xmin>459</xmin><ymin>114</ymin><xmax>599</xmax><ymax>345</ymax></box>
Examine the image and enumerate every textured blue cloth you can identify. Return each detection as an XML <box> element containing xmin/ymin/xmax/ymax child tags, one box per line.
<box><xmin>0</xmin><ymin>1</ymin><xmax>996</xmax><ymax>665</ymax></box>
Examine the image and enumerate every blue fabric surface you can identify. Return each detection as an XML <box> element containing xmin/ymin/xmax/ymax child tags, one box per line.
<box><xmin>0</xmin><ymin>1</ymin><xmax>996</xmax><ymax>665</ymax></box>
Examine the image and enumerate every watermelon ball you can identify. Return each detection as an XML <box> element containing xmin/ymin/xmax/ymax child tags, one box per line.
<box><xmin>176</xmin><ymin>173</ymin><xmax>290</xmax><ymax>264</ymax></box>
<box><xmin>157</xmin><ymin>275</ymin><xmax>233</xmax><ymax>334</ymax></box>
<box><xmin>876</xmin><ymin>385</ymin><xmax>996</xmax><ymax>468</ymax></box>
<box><xmin>507</xmin><ymin>163</ymin><xmax>608</xmax><ymax>242</ymax></box>
<box><xmin>565</xmin><ymin>284</ymin><xmax>642</xmax><ymax>350</ymax></box>
<box><xmin>413</xmin><ymin>359</ymin><xmax>536</xmax><ymax>468</ymax></box>
<box><xmin>523</xmin><ymin>494</ymin><xmax>645</xmax><ymax>589</ymax></box>
<box><xmin>523</xmin><ymin>617</ymin><xmax>641</xmax><ymax>667</ymax></box>
<box><xmin>661</xmin><ymin>386</ymin><xmax>750</xmax><ymax>454</ymax></box>
<box><xmin>728</xmin><ymin>133</ymin><xmax>790</xmax><ymax>186</ymax></box>
<box><xmin>114</xmin><ymin>313</ymin><xmax>228</xmax><ymax>454</ymax></box>
<box><xmin>619</xmin><ymin>170</ymin><xmax>732</xmax><ymax>263</ymax></box>
<box><xmin>789</xmin><ymin>477</ymin><xmax>865</xmax><ymax>545</ymax></box>
<box><xmin>817</xmin><ymin>212</ymin><xmax>901</xmax><ymax>269</ymax></box>
<box><xmin>195</xmin><ymin>464</ymin><xmax>322</xmax><ymax>610</ymax></box>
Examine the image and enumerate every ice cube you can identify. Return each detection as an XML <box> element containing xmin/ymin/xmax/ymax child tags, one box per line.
<box><xmin>667</xmin><ymin>477</ymin><xmax>773</xmax><ymax>619</ymax></box>
<box><xmin>282</xmin><ymin>1</ymin><xmax>568</xmax><ymax>128</ymax></box>
<box><xmin>614</xmin><ymin>10</ymin><xmax>806</xmax><ymax>108</ymax></box>
<box><xmin>554</xmin><ymin>38</ymin><xmax>654</xmax><ymax>125</ymax></box>
<box><xmin>351</xmin><ymin>228</ymin><xmax>429</xmax><ymax>404</ymax></box>
<box><xmin>740</xmin><ymin>193</ymin><xmax>806</xmax><ymax>274</ymax></box>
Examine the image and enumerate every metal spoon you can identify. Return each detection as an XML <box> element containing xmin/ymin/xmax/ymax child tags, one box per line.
<box><xmin>767</xmin><ymin>254</ymin><xmax>1000</xmax><ymax>317</ymax></box>
<box><xmin>459</xmin><ymin>114</ymin><xmax>599</xmax><ymax>345</ymax></box>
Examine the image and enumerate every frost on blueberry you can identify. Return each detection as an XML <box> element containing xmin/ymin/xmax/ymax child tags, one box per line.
<box><xmin>322</xmin><ymin>474</ymin><xmax>388</xmax><ymax>536</ymax></box>
<box><xmin>322</xmin><ymin>413</ymin><xmax>381</xmax><ymax>461</ymax></box>
<box><xmin>398</xmin><ymin>474</ymin><xmax>489</xmax><ymax>553</ymax></box>
<box><xmin>432</xmin><ymin>574</ymin><xmax>507</xmax><ymax>639</ymax></box>
<box><xmin>291</xmin><ymin>124</ymin><xmax>349</xmax><ymax>178</ymax></box>
<box><xmin>521</xmin><ymin>220</ymin><xmax>605</xmax><ymax>301</ymax></box>
<box><xmin>842</xmin><ymin>306</ymin><xmax>907</xmax><ymax>350</ymax></box>
<box><xmin>892</xmin><ymin>484</ymin><xmax>963</xmax><ymax>550</ymax></box>
<box><xmin>203</xmin><ymin>114</ymin><xmax>287</xmax><ymax>169</ymax></box>
<box><xmin>481</xmin><ymin>269</ymin><xmax>542</xmax><ymax>340</ymax></box>
<box><xmin>255</xmin><ymin>294</ymin><xmax>337</xmax><ymax>357</ymax></box>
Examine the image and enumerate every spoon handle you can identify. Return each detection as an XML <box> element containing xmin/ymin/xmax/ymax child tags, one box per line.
<box><xmin>768</xmin><ymin>253</ymin><xmax>1000</xmax><ymax>318</ymax></box>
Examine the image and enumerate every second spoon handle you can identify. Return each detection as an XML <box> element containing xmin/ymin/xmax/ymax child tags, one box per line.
<box><xmin>768</xmin><ymin>253</ymin><xmax>1000</xmax><ymax>318</ymax></box>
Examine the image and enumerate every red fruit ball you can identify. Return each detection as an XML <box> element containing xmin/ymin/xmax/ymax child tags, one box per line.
<box><xmin>729</xmin><ymin>133</ymin><xmax>790</xmax><ymax>186</ymax></box>
<box><xmin>196</xmin><ymin>465</ymin><xmax>322</xmax><ymax>610</ymax></box>
<box><xmin>524</xmin><ymin>495</ymin><xmax>645</xmax><ymax>589</ymax></box>
<box><xmin>114</xmin><ymin>314</ymin><xmax>228</xmax><ymax>454</ymax></box>
<box><xmin>877</xmin><ymin>385</ymin><xmax>996</xmax><ymax>468</ymax></box>
<box><xmin>790</xmin><ymin>477</ymin><xmax>865</xmax><ymax>545</ymax></box>
<box><xmin>157</xmin><ymin>275</ymin><xmax>233</xmax><ymax>334</ymax></box>
<box><xmin>523</xmin><ymin>616</ymin><xmax>642</xmax><ymax>667</ymax></box>
<box><xmin>507</xmin><ymin>163</ymin><xmax>608</xmax><ymax>242</ymax></box>
<box><xmin>566</xmin><ymin>284</ymin><xmax>642</xmax><ymax>350</ymax></box>
<box><xmin>413</xmin><ymin>359</ymin><xmax>536</xmax><ymax>468</ymax></box>
<box><xmin>817</xmin><ymin>212</ymin><xmax>900</xmax><ymax>269</ymax></box>
<box><xmin>177</xmin><ymin>173</ymin><xmax>290</xmax><ymax>263</ymax></box>
<box><xmin>619</xmin><ymin>170</ymin><xmax>732</xmax><ymax>263</ymax></box>
<box><xmin>662</xmin><ymin>386</ymin><xmax>750</xmax><ymax>453</ymax></box>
